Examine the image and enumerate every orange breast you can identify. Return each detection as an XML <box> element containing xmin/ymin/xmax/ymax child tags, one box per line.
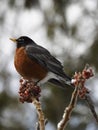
<box><xmin>14</xmin><ymin>47</ymin><xmax>47</xmax><ymax>80</ymax></box>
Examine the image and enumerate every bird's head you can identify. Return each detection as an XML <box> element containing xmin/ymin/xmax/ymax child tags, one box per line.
<box><xmin>10</xmin><ymin>36</ymin><xmax>36</xmax><ymax>48</ymax></box>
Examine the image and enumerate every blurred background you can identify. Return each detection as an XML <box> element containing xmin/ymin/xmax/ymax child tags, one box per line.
<box><xmin>0</xmin><ymin>0</ymin><xmax>98</xmax><ymax>130</ymax></box>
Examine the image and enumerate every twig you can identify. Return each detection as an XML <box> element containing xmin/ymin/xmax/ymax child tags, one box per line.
<box><xmin>57</xmin><ymin>64</ymin><xmax>98</xmax><ymax>130</ymax></box>
<box><xmin>72</xmin><ymin>64</ymin><xmax>98</xmax><ymax>124</ymax></box>
<box><xmin>36</xmin><ymin>119</ymin><xmax>48</xmax><ymax>130</ymax></box>
<box><xmin>85</xmin><ymin>94</ymin><xmax>98</xmax><ymax>123</ymax></box>
<box><xmin>57</xmin><ymin>83</ymin><xmax>79</xmax><ymax>130</ymax></box>
<box><xmin>33</xmin><ymin>98</ymin><xmax>45</xmax><ymax>130</ymax></box>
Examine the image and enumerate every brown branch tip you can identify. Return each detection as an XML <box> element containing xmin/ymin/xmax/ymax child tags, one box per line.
<box><xmin>72</xmin><ymin>64</ymin><xmax>94</xmax><ymax>99</ymax></box>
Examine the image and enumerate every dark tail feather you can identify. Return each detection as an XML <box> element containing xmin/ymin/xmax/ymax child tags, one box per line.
<box><xmin>49</xmin><ymin>78</ymin><xmax>72</xmax><ymax>88</ymax></box>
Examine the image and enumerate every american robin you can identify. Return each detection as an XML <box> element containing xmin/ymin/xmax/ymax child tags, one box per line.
<box><xmin>10</xmin><ymin>36</ymin><xmax>72</xmax><ymax>88</ymax></box>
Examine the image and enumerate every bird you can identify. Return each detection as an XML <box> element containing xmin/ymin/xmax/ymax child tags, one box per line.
<box><xmin>10</xmin><ymin>36</ymin><xmax>72</xmax><ymax>88</ymax></box>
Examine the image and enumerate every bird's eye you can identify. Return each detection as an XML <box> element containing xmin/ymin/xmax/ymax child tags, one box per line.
<box><xmin>18</xmin><ymin>38</ymin><xmax>24</xmax><ymax>42</ymax></box>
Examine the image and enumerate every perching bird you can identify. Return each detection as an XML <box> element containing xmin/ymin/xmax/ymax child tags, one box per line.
<box><xmin>10</xmin><ymin>36</ymin><xmax>72</xmax><ymax>88</ymax></box>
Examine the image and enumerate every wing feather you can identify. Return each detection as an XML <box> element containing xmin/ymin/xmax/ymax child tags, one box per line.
<box><xmin>26</xmin><ymin>45</ymin><xmax>68</xmax><ymax>78</ymax></box>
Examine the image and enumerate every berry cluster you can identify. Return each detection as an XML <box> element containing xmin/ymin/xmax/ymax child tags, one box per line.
<box><xmin>72</xmin><ymin>65</ymin><xmax>94</xmax><ymax>99</ymax></box>
<box><xmin>19</xmin><ymin>78</ymin><xmax>41</xmax><ymax>103</ymax></box>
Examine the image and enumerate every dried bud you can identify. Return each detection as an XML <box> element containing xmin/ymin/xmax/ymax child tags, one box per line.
<box><xmin>72</xmin><ymin>64</ymin><xmax>93</xmax><ymax>99</ymax></box>
<box><xmin>82</xmin><ymin>68</ymin><xmax>94</xmax><ymax>79</ymax></box>
<box><xmin>19</xmin><ymin>78</ymin><xmax>41</xmax><ymax>103</ymax></box>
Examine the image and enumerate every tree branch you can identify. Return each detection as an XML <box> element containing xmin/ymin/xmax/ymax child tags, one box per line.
<box><xmin>57</xmin><ymin>83</ymin><xmax>79</xmax><ymax>130</ymax></box>
<box><xmin>18</xmin><ymin>78</ymin><xmax>45</xmax><ymax>130</ymax></box>
<box><xmin>33</xmin><ymin>98</ymin><xmax>45</xmax><ymax>130</ymax></box>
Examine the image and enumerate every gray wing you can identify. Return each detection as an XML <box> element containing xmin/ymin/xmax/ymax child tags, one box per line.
<box><xmin>25</xmin><ymin>45</ymin><xmax>68</xmax><ymax>78</ymax></box>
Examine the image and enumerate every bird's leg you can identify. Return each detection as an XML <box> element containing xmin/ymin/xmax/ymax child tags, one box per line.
<box><xmin>34</xmin><ymin>80</ymin><xmax>41</xmax><ymax>86</ymax></box>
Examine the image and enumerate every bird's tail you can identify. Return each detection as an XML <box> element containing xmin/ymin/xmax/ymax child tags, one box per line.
<box><xmin>49</xmin><ymin>75</ymin><xmax>72</xmax><ymax>88</ymax></box>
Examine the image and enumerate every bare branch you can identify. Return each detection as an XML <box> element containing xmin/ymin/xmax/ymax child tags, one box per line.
<box><xmin>33</xmin><ymin>98</ymin><xmax>45</xmax><ymax>130</ymax></box>
<box><xmin>57</xmin><ymin>83</ymin><xmax>79</xmax><ymax>130</ymax></box>
<box><xmin>57</xmin><ymin>64</ymin><xmax>98</xmax><ymax>130</ymax></box>
<box><xmin>85</xmin><ymin>94</ymin><xmax>98</xmax><ymax>123</ymax></box>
